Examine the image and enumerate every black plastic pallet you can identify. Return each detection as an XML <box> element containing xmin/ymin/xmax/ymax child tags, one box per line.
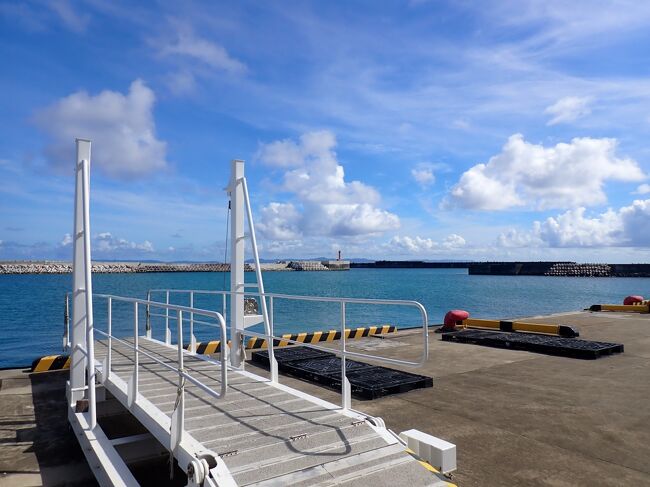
<box><xmin>251</xmin><ymin>347</ymin><xmax>334</xmax><ymax>367</ymax></box>
<box><xmin>251</xmin><ymin>347</ymin><xmax>433</xmax><ymax>399</ymax></box>
<box><xmin>442</xmin><ymin>329</ymin><xmax>624</xmax><ymax>359</ymax></box>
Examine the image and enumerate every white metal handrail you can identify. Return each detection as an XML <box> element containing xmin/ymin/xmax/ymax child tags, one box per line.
<box><xmin>93</xmin><ymin>293</ymin><xmax>228</xmax><ymax>451</ymax></box>
<box><xmin>147</xmin><ymin>288</ymin><xmax>429</xmax><ymax>409</ymax></box>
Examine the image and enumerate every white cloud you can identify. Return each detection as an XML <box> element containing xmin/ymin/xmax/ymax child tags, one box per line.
<box><xmin>159</xmin><ymin>26</ymin><xmax>246</xmax><ymax>74</ymax></box>
<box><xmin>94</xmin><ymin>232</ymin><xmax>154</xmax><ymax>254</ymax></box>
<box><xmin>545</xmin><ymin>96</ymin><xmax>592</xmax><ymax>125</ymax></box>
<box><xmin>447</xmin><ymin>134</ymin><xmax>645</xmax><ymax>211</ymax></box>
<box><xmin>411</xmin><ymin>163</ymin><xmax>435</xmax><ymax>188</ymax></box>
<box><xmin>634</xmin><ymin>183</ymin><xmax>650</xmax><ymax>195</ymax></box>
<box><xmin>257</xmin><ymin>203</ymin><xmax>302</xmax><ymax>240</ymax></box>
<box><xmin>255</xmin><ymin>137</ymin><xmax>307</xmax><ymax>168</ymax></box>
<box><xmin>256</xmin><ymin>131</ymin><xmax>400</xmax><ymax>240</ymax></box>
<box><xmin>386</xmin><ymin>234</ymin><xmax>466</xmax><ymax>254</ymax></box>
<box><xmin>166</xmin><ymin>70</ymin><xmax>197</xmax><ymax>96</ymax></box>
<box><xmin>60</xmin><ymin>233</ymin><xmax>72</xmax><ymax>247</ymax></box>
<box><xmin>47</xmin><ymin>0</ymin><xmax>90</xmax><ymax>33</ymax></box>
<box><xmin>34</xmin><ymin>80</ymin><xmax>167</xmax><ymax>179</ymax></box>
<box><xmin>498</xmin><ymin>199</ymin><xmax>650</xmax><ymax>248</ymax></box>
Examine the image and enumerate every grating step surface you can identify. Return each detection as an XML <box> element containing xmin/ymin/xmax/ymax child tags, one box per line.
<box><xmin>230</xmin><ymin>433</ymin><xmax>394</xmax><ymax>485</ymax></box>
<box><xmin>442</xmin><ymin>329</ymin><xmax>624</xmax><ymax>359</ymax></box>
<box><xmin>250</xmin><ymin>443</ymin><xmax>409</xmax><ymax>487</ymax></box>
<box><xmin>94</xmin><ymin>337</ymin><xmax>439</xmax><ymax>486</ymax></box>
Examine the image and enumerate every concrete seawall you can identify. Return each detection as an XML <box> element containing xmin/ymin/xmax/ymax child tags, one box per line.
<box><xmin>0</xmin><ymin>260</ymin><xmax>351</xmax><ymax>274</ymax></box>
<box><xmin>0</xmin><ymin>262</ymin><xmax>245</xmax><ymax>274</ymax></box>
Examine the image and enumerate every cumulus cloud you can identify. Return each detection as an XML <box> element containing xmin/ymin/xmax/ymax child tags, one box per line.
<box><xmin>411</xmin><ymin>163</ymin><xmax>435</xmax><ymax>188</ymax></box>
<box><xmin>634</xmin><ymin>183</ymin><xmax>650</xmax><ymax>195</ymax></box>
<box><xmin>59</xmin><ymin>232</ymin><xmax>154</xmax><ymax>254</ymax></box>
<box><xmin>498</xmin><ymin>199</ymin><xmax>650</xmax><ymax>248</ymax></box>
<box><xmin>446</xmin><ymin>134</ymin><xmax>645</xmax><ymax>211</ymax></box>
<box><xmin>159</xmin><ymin>26</ymin><xmax>246</xmax><ymax>74</ymax></box>
<box><xmin>257</xmin><ymin>203</ymin><xmax>302</xmax><ymax>240</ymax></box>
<box><xmin>386</xmin><ymin>234</ymin><xmax>466</xmax><ymax>254</ymax></box>
<box><xmin>545</xmin><ymin>96</ymin><xmax>592</xmax><ymax>125</ymax></box>
<box><xmin>94</xmin><ymin>232</ymin><xmax>154</xmax><ymax>254</ymax></box>
<box><xmin>34</xmin><ymin>80</ymin><xmax>167</xmax><ymax>179</ymax></box>
<box><xmin>256</xmin><ymin>131</ymin><xmax>400</xmax><ymax>240</ymax></box>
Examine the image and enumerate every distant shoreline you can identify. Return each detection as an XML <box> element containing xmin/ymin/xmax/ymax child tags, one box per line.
<box><xmin>2</xmin><ymin>260</ymin><xmax>650</xmax><ymax>276</ymax></box>
<box><xmin>0</xmin><ymin>260</ymin><xmax>350</xmax><ymax>274</ymax></box>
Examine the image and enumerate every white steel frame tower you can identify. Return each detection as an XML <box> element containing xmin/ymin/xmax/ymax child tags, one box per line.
<box><xmin>225</xmin><ymin>159</ymin><xmax>273</xmax><ymax>376</ymax></box>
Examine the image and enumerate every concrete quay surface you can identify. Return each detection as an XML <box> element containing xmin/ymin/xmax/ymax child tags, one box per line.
<box><xmin>245</xmin><ymin>310</ymin><xmax>650</xmax><ymax>486</ymax></box>
<box><xmin>1</xmin><ymin>310</ymin><xmax>648</xmax><ymax>486</ymax></box>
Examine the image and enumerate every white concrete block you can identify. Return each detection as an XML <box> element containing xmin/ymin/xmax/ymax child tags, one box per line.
<box><xmin>399</xmin><ymin>429</ymin><xmax>457</xmax><ymax>473</ymax></box>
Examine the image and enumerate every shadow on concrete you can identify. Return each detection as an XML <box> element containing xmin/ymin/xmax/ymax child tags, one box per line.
<box><xmin>27</xmin><ymin>369</ymin><xmax>97</xmax><ymax>486</ymax></box>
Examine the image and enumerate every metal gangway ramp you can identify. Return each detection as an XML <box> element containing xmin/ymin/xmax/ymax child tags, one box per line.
<box><xmin>66</xmin><ymin>140</ymin><xmax>453</xmax><ymax>486</ymax></box>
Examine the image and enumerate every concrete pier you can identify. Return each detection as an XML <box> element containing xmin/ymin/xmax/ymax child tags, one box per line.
<box><xmin>2</xmin><ymin>309</ymin><xmax>649</xmax><ymax>486</ymax></box>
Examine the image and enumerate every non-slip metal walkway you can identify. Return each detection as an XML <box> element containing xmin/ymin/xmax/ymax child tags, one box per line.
<box><xmin>94</xmin><ymin>336</ymin><xmax>447</xmax><ymax>486</ymax></box>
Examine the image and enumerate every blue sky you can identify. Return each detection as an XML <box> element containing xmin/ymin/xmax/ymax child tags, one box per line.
<box><xmin>2</xmin><ymin>0</ymin><xmax>650</xmax><ymax>262</ymax></box>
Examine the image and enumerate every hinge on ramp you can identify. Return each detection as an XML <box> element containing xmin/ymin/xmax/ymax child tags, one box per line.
<box><xmin>186</xmin><ymin>453</ymin><xmax>229</xmax><ymax>487</ymax></box>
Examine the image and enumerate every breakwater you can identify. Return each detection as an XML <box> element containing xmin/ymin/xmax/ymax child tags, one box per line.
<box><xmin>0</xmin><ymin>260</ymin><xmax>351</xmax><ymax>274</ymax></box>
<box><xmin>352</xmin><ymin>260</ymin><xmax>650</xmax><ymax>277</ymax></box>
<box><xmin>468</xmin><ymin>262</ymin><xmax>650</xmax><ymax>277</ymax></box>
<box><xmin>351</xmin><ymin>261</ymin><xmax>471</xmax><ymax>268</ymax></box>
<box><xmin>0</xmin><ymin>262</ymin><xmax>245</xmax><ymax>274</ymax></box>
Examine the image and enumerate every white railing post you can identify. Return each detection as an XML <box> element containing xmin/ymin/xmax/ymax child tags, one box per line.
<box><xmin>269</xmin><ymin>296</ymin><xmax>278</xmax><ymax>383</ymax></box>
<box><xmin>171</xmin><ymin>309</ymin><xmax>185</xmax><ymax>451</ymax></box>
<box><xmin>106</xmin><ymin>297</ymin><xmax>112</xmax><ymax>380</ymax></box>
<box><xmin>341</xmin><ymin>301</ymin><xmax>351</xmax><ymax>410</ymax></box>
<box><xmin>145</xmin><ymin>290</ymin><xmax>152</xmax><ymax>339</ymax></box>
<box><xmin>165</xmin><ymin>290</ymin><xmax>171</xmax><ymax>345</ymax></box>
<box><xmin>129</xmin><ymin>302</ymin><xmax>139</xmax><ymax>408</ymax></box>
<box><xmin>189</xmin><ymin>292</ymin><xmax>195</xmax><ymax>354</ymax></box>
<box><xmin>222</xmin><ymin>293</ymin><xmax>227</xmax><ymax>324</ymax></box>
<box><xmin>63</xmin><ymin>293</ymin><xmax>70</xmax><ymax>351</ymax></box>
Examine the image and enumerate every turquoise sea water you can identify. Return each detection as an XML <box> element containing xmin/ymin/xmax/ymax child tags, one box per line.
<box><xmin>1</xmin><ymin>268</ymin><xmax>649</xmax><ymax>368</ymax></box>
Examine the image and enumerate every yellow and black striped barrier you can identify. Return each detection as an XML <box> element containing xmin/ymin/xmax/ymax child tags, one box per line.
<box><xmin>460</xmin><ymin>318</ymin><xmax>579</xmax><ymax>338</ymax></box>
<box><xmin>589</xmin><ymin>304</ymin><xmax>650</xmax><ymax>313</ymax></box>
<box><xmin>31</xmin><ymin>354</ymin><xmax>71</xmax><ymax>373</ymax></box>
<box><xmin>190</xmin><ymin>325</ymin><xmax>397</xmax><ymax>355</ymax></box>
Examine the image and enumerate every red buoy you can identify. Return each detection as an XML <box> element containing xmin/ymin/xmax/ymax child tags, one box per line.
<box><xmin>623</xmin><ymin>295</ymin><xmax>644</xmax><ymax>305</ymax></box>
<box><xmin>438</xmin><ymin>309</ymin><xmax>470</xmax><ymax>332</ymax></box>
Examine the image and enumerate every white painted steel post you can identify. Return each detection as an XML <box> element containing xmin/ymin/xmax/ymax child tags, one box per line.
<box><xmin>269</xmin><ymin>296</ymin><xmax>278</xmax><ymax>383</ymax></box>
<box><xmin>229</xmin><ymin>159</ymin><xmax>245</xmax><ymax>368</ymax></box>
<box><xmin>341</xmin><ymin>301</ymin><xmax>351</xmax><ymax>410</ymax></box>
<box><xmin>133</xmin><ymin>302</ymin><xmax>139</xmax><ymax>402</ymax></box>
<box><xmin>70</xmin><ymin>139</ymin><xmax>91</xmax><ymax>407</ymax></box>
<box><xmin>63</xmin><ymin>293</ymin><xmax>70</xmax><ymax>350</ymax></box>
<box><xmin>165</xmin><ymin>290</ymin><xmax>171</xmax><ymax>344</ymax></box>
<box><xmin>189</xmin><ymin>292</ymin><xmax>195</xmax><ymax>354</ymax></box>
<box><xmin>171</xmin><ymin>309</ymin><xmax>185</xmax><ymax>450</ymax></box>
<box><xmin>106</xmin><ymin>297</ymin><xmax>112</xmax><ymax>380</ymax></box>
<box><xmin>242</xmin><ymin>178</ymin><xmax>271</xmax><ymax>338</ymax></box>
<box><xmin>81</xmin><ymin>157</ymin><xmax>97</xmax><ymax>429</ymax></box>
<box><xmin>222</xmin><ymin>293</ymin><xmax>227</xmax><ymax>322</ymax></box>
<box><xmin>145</xmin><ymin>290</ymin><xmax>151</xmax><ymax>339</ymax></box>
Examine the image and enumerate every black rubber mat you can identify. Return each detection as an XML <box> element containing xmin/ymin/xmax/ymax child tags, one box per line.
<box><xmin>251</xmin><ymin>347</ymin><xmax>433</xmax><ymax>399</ymax></box>
<box><xmin>442</xmin><ymin>329</ymin><xmax>624</xmax><ymax>359</ymax></box>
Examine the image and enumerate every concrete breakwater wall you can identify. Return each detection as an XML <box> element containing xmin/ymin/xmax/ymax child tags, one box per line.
<box><xmin>469</xmin><ymin>262</ymin><xmax>650</xmax><ymax>277</ymax></box>
<box><xmin>0</xmin><ymin>260</ymin><xmax>350</xmax><ymax>274</ymax></box>
<box><xmin>0</xmin><ymin>262</ymin><xmax>243</xmax><ymax>274</ymax></box>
